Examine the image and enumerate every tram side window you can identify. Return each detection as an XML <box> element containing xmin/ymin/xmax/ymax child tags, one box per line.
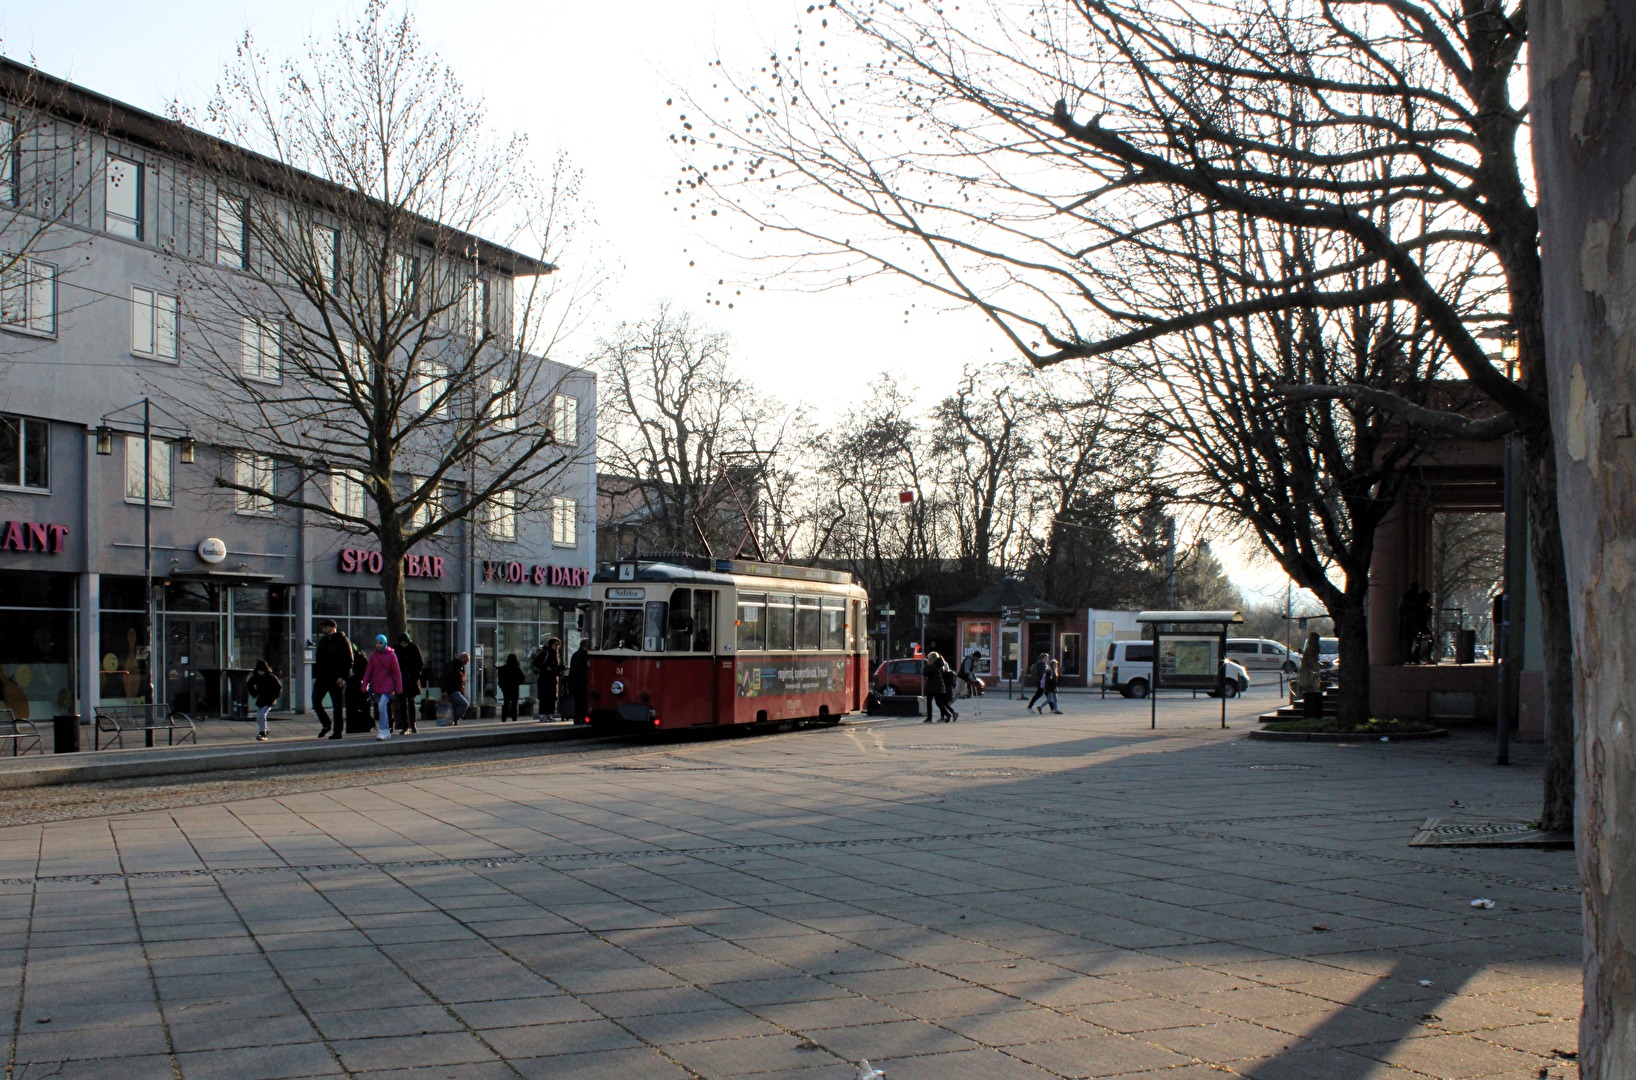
<box><xmin>692</xmin><ymin>590</ymin><xmax>714</xmax><ymax>652</ymax></box>
<box><xmin>645</xmin><ymin>601</ymin><xmax>667</xmax><ymax>650</ymax></box>
<box><xmin>601</xmin><ymin>605</ymin><xmax>643</xmax><ymax>651</ymax></box>
<box><xmin>737</xmin><ymin>593</ymin><xmax>765</xmax><ymax>650</ymax></box>
<box><xmin>795</xmin><ymin>596</ymin><xmax>822</xmax><ymax>651</ymax></box>
<box><xmin>822</xmin><ymin>598</ymin><xmax>846</xmax><ymax>651</ymax></box>
<box><xmin>766</xmin><ymin>594</ymin><xmax>795</xmax><ymax>651</ymax></box>
<box><xmin>667</xmin><ymin>588</ymin><xmax>693</xmax><ymax>652</ymax></box>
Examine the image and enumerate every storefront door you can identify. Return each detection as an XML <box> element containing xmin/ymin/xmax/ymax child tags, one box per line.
<box><xmin>166</xmin><ymin>615</ymin><xmax>222</xmax><ymax>715</ymax></box>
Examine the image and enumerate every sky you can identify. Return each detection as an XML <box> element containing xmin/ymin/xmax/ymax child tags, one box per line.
<box><xmin>1</xmin><ymin>0</ymin><xmax>1299</xmax><ymax>606</ymax></box>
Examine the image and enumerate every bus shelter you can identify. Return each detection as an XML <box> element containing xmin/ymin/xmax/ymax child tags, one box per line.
<box><xmin>1136</xmin><ymin>610</ymin><xmax>1244</xmax><ymax>729</ymax></box>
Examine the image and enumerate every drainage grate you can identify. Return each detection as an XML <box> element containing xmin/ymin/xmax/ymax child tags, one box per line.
<box><xmin>1410</xmin><ymin>817</ymin><xmax>1574</xmax><ymax>849</ymax></box>
<box><xmin>1248</xmin><ymin>764</ymin><xmax>1316</xmax><ymax>771</ymax></box>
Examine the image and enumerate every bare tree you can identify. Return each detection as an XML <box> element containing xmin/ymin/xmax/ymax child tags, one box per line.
<box><xmin>162</xmin><ymin>2</ymin><xmax>594</xmax><ymax>640</ymax></box>
<box><xmin>681</xmin><ymin>0</ymin><xmax>1575</xmax><ymax>829</ymax></box>
<box><xmin>594</xmin><ymin>303</ymin><xmax>799</xmax><ymax>559</ymax></box>
<box><xmin>930</xmin><ymin>364</ymin><xmax>1033</xmax><ymax>578</ymax></box>
<box><xmin>1531</xmin><ymin>1</ymin><xmax>1636</xmax><ymax>1072</ymax></box>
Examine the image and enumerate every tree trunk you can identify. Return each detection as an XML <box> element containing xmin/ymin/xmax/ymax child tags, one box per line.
<box><xmin>1530</xmin><ymin>3</ymin><xmax>1636</xmax><ymax>1074</ymax></box>
<box><xmin>1332</xmin><ymin>593</ymin><xmax>1370</xmax><ymax>728</ymax></box>
<box><xmin>379</xmin><ymin>530</ymin><xmax>410</xmax><ymax>644</ymax></box>
<box><xmin>1523</xmin><ymin>422</ymin><xmax>1577</xmax><ymax>833</ymax></box>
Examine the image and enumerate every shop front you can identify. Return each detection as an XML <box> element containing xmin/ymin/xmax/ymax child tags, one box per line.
<box><xmin>473</xmin><ymin>558</ymin><xmax>590</xmax><ymax>715</ymax></box>
<box><xmin>0</xmin><ymin>569</ymin><xmax>78</xmax><ymax>721</ymax></box>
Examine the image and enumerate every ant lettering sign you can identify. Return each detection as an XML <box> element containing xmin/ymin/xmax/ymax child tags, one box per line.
<box><xmin>482</xmin><ymin>561</ymin><xmax>590</xmax><ymax>588</ymax></box>
<box><xmin>0</xmin><ymin>520</ymin><xmax>69</xmax><ymax>554</ymax></box>
<box><xmin>337</xmin><ymin>548</ymin><xmax>446</xmax><ymax>578</ymax></box>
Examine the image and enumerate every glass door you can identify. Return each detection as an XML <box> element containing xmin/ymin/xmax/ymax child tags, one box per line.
<box><xmin>165</xmin><ymin>615</ymin><xmax>222</xmax><ymax>715</ymax></box>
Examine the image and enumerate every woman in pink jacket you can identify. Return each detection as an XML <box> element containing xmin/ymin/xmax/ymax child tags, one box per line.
<box><xmin>362</xmin><ymin>635</ymin><xmax>403</xmax><ymax>741</ymax></box>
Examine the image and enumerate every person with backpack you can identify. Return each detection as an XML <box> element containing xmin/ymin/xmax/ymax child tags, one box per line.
<box><xmin>393</xmin><ymin>633</ymin><xmax>424</xmax><ymax>734</ymax></box>
<box><xmin>361</xmin><ymin>635</ymin><xmax>403</xmax><ymax>741</ymax></box>
<box><xmin>497</xmin><ymin>653</ymin><xmax>525</xmax><ymax>721</ymax></box>
<box><xmin>531</xmin><ymin>638</ymin><xmax>564</xmax><ymax>719</ymax></box>
<box><xmin>246</xmin><ymin>659</ymin><xmax>282</xmax><ymax>742</ymax></box>
<box><xmin>441</xmin><ymin>652</ymin><xmax>470</xmax><ymax>726</ymax></box>
<box><xmin>311</xmin><ymin>619</ymin><xmax>353</xmax><ymax>739</ymax></box>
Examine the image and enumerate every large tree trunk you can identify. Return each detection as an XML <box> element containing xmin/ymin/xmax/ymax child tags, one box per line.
<box><xmin>380</xmin><ymin>531</ymin><xmax>410</xmax><ymax>643</ymax></box>
<box><xmin>1530</xmin><ymin>2</ymin><xmax>1636</xmax><ymax>1074</ymax></box>
<box><xmin>1523</xmin><ymin>423</ymin><xmax>1577</xmax><ymax>833</ymax></box>
<box><xmin>1332</xmin><ymin>592</ymin><xmax>1370</xmax><ymax>728</ymax></box>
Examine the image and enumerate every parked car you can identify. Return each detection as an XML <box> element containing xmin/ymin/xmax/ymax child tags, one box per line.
<box><xmin>872</xmin><ymin>657</ymin><xmax>927</xmax><ymax>696</ymax></box>
<box><xmin>1102</xmin><ymin>640</ymin><xmax>1250</xmax><ymax>699</ymax></box>
<box><xmin>1318</xmin><ymin>636</ymin><xmax>1339</xmax><ymax>667</ymax></box>
<box><xmin>1226</xmin><ymin>637</ymin><xmax>1299</xmax><ymax>673</ymax></box>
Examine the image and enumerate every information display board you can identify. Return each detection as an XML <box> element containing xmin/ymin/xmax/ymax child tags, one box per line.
<box><xmin>1157</xmin><ymin>634</ymin><xmax>1221</xmax><ymax>690</ymax></box>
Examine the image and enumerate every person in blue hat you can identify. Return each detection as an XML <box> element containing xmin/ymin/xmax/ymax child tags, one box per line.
<box><xmin>361</xmin><ymin>634</ymin><xmax>403</xmax><ymax>741</ymax></box>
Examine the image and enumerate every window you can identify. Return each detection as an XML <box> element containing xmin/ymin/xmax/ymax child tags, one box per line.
<box><xmin>795</xmin><ymin>596</ymin><xmax>822</xmax><ymax>651</ymax></box>
<box><xmin>821</xmin><ymin>598</ymin><xmax>846</xmax><ymax>651</ymax></box>
<box><xmin>240</xmin><ymin>317</ymin><xmax>280</xmax><ymax>381</ymax></box>
<box><xmin>105</xmin><ymin>156</ymin><xmax>143</xmax><ymax>239</ymax></box>
<box><xmin>0</xmin><ymin>117</ymin><xmax>16</xmax><ymax>205</ymax></box>
<box><xmin>339</xmin><ymin>339</ymin><xmax>368</xmax><ymax>389</ymax></box>
<box><xmin>410</xmin><ymin>477</ymin><xmax>441</xmax><ymax>530</ymax></box>
<box><xmin>461</xmin><ymin>277</ymin><xmax>491</xmax><ymax>335</ymax></box>
<box><xmin>1</xmin><ymin>257</ymin><xmax>56</xmax><ymax>336</ymax></box>
<box><xmin>483</xmin><ymin>488</ymin><xmax>516</xmax><ymax>541</ymax></box>
<box><xmin>736</xmin><ymin>592</ymin><xmax>765</xmax><ymax>651</ymax></box>
<box><xmin>331</xmin><ymin>470</ymin><xmax>365</xmax><ymax>518</ymax></box>
<box><xmin>234</xmin><ymin>452</ymin><xmax>274</xmax><ymax>515</ymax></box>
<box><xmin>391</xmin><ymin>252</ymin><xmax>420</xmax><ymax>309</ymax></box>
<box><xmin>416</xmin><ymin>362</ymin><xmax>448</xmax><ymax>414</ymax></box>
<box><xmin>766</xmin><ymin>594</ymin><xmax>795</xmax><ymax>651</ymax></box>
<box><xmin>489</xmin><ymin>378</ymin><xmax>517</xmax><ymax>431</ymax></box>
<box><xmin>552</xmin><ymin>394</ymin><xmax>579</xmax><ymax>445</ymax></box>
<box><xmin>0</xmin><ymin>413</ymin><xmax>49</xmax><ymax>490</ymax></box>
<box><xmin>312</xmin><ymin>225</ymin><xmax>337</xmax><ymax>291</ymax></box>
<box><xmin>552</xmin><ymin>496</ymin><xmax>577</xmax><ymax>546</ymax></box>
<box><xmin>215</xmin><ymin>193</ymin><xmax>246</xmax><ymax>268</ymax></box>
<box><xmin>123</xmin><ymin>435</ymin><xmax>171</xmax><ymax>503</ymax></box>
<box><xmin>130</xmin><ymin>287</ymin><xmax>178</xmax><ymax>360</ymax></box>
<box><xmin>1060</xmin><ymin>633</ymin><xmax>1082</xmax><ymax>678</ymax></box>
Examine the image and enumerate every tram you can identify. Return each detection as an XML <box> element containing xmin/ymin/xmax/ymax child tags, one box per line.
<box><xmin>586</xmin><ymin>556</ymin><xmax>870</xmax><ymax>730</ymax></box>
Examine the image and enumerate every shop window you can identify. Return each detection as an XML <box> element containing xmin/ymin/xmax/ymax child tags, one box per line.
<box><xmin>0</xmin><ymin>413</ymin><xmax>49</xmax><ymax>491</ymax></box>
<box><xmin>0</xmin><ymin>571</ymin><xmax>77</xmax><ymax>718</ymax></box>
<box><xmin>1060</xmin><ymin>633</ymin><xmax>1083</xmax><ymax>678</ymax></box>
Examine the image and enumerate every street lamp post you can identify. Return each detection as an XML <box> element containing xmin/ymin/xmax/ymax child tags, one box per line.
<box><xmin>95</xmin><ymin>398</ymin><xmax>193</xmax><ymax>727</ymax></box>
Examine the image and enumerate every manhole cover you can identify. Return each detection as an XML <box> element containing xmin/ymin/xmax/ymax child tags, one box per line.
<box><xmin>1248</xmin><ymin>764</ymin><xmax>1316</xmax><ymax>771</ymax></box>
<box><xmin>904</xmin><ymin>744</ymin><xmax>964</xmax><ymax>751</ymax></box>
<box><xmin>926</xmin><ymin>768</ymin><xmax>1041</xmax><ymax>780</ymax></box>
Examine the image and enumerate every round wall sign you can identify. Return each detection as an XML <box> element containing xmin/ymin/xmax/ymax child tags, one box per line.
<box><xmin>197</xmin><ymin>537</ymin><xmax>228</xmax><ymax>564</ymax></box>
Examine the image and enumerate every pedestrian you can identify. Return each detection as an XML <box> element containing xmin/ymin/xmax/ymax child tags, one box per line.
<box><xmin>922</xmin><ymin>649</ymin><xmax>941</xmax><ymax>723</ymax></box>
<box><xmin>246</xmin><ymin>659</ymin><xmax>282</xmax><ymax>742</ymax></box>
<box><xmin>1044</xmin><ymin>657</ymin><xmax>1063</xmax><ymax>714</ymax></box>
<box><xmin>311</xmin><ymin>618</ymin><xmax>353</xmax><ymax>739</ymax></box>
<box><xmin>1026</xmin><ymin>652</ymin><xmax>1051</xmax><ymax>712</ymax></box>
<box><xmin>346</xmin><ymin>650</ymin><xmax>370</xmax><ymax>734</ymax></box>
<box><xmin>929</xmin><ymin>652</ymin><xmax>958</xmax><ymax>722</ymax></box>
<box><xmin>957</xmin><ymin>649</ymin><xmax>983</xmax><ymax>699</ymax></box>
<box><xmin>497</xmin><ymin>653</ymin><xmax>524</xmax><ymax>721</ymax></box>
<box><xmin>362</xmin><ymin>634</ymin><xmax>402</xmax><ymax>741</ymax></box>
<box><xmin>531</xmin><ymin>638</ymin><xmax>564</xmax><ymax>719</ymax></box>
<box><xmin>441</xmin><ymin>652</ymin><xmax>470</xmax><ymax>726</ymax></box>
<box><xmin>394</xmin><ymin>633</ymin><xmax>424</xmax><ymax>734</ymax></box>
<box><xmin>566</xmin><ymin>639</ymin><xmax>589</xmax><ymax>723</ymax></box>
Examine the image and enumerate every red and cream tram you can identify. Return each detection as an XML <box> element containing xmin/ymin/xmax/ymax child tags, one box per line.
<box><xmin>586</xmin><ymin>557</ymin><xmax>870</xmax><ymax>730</ymax></box>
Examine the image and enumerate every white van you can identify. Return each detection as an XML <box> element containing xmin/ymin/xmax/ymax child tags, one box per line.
<box><xmin>1103</xmin><ymin>640</ymin><xmax>1250</xmax><ymax>699</ymax></box>
<box><xmin>1226</xmin><ymin>638</ymin><xmax>1299</xmax><ymax>673</ymax></box>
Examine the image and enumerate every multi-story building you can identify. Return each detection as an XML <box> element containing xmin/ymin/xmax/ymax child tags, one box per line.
<box><xmin>0</xmin><ymin>60</ymin><xmax>596</xmax><ymax>722</ymax></box>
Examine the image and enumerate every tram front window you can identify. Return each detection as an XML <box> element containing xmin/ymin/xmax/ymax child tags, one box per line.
<box><xmin>601</xmin><ymin>606</ymin><xmax>644</xmax><ymax>651</ymax></box>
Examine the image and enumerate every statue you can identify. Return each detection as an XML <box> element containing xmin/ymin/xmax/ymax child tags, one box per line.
<box><xmin>1292</xmin><ymin>631</ymin><xmax>1325</xmax><ymax>699</ymax></box>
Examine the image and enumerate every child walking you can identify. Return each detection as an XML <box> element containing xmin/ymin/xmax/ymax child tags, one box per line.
<box><xmin>247</xmin><ymin>660</ymin><xmax>282</xmax><ymax>741</ymax></box>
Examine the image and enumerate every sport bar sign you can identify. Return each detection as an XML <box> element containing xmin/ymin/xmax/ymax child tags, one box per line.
<box><xmin>338</xmin><ymin>548</ymin><xmax>447</xmax><ymax>578</ymax></box>
<box><xmin>483</xmin><ymin>561</ymin><xmax>591</xmax><ymax>588</ymax></box>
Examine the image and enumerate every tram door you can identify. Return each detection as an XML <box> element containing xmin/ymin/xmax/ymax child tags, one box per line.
<box><xmin>668</xmin><ymin>588</ymin><xmax>718</xmax><ymax>724</ymax></box>
<box><xmin>166</xmin><ymin>616</ymin><xmax>222</xmax><ymax>715</ymax></box>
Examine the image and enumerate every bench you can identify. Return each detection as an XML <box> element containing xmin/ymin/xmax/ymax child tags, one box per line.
<box><xmin>93</xmin><ymin>704</ymin><xmax>197</xmax><ymax>750</ymax></box>
<box><xmin>0</xmin><ymin>708</ymin><xmax>42</xmax><ymax>756</ymax></box>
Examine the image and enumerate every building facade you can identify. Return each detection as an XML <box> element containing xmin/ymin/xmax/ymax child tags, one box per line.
<box><xmin>0</xmin><ymin>62</ymin><xmax>596</xmax><ymax>722</ymax></box>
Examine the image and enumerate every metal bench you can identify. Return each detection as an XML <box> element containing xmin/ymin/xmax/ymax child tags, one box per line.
<box><xmin>93</xmin><ymin>704</ymin><xmax>197</xmax><ymax>750</ymax></box>
<box><xmin>0</xmin><ymin>708</ymin><xmax>43</xmax><ymax>756</ymax></box>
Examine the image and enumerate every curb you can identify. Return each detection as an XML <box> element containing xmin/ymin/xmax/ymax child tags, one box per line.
<box><xmin>0</xmin><ymin>724</ymin><xmax>602</xmax><ymax>791</ymax></box>
<box><xmin>1247</xmin><ymin>728</ymin><xmax>1449</xmax><ymax>742</ymax></box>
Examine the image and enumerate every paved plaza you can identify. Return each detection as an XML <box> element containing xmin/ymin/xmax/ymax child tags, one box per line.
<box><xmin>0</xmin><ymin>688</ymin><xmax>1581</xmax><ymax>1079</ymax></box>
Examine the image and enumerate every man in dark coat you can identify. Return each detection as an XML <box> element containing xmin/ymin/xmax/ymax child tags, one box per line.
<box><xmin>311</xmin><ymin>619</ymin><xmax>353</xmax><ymax>739</ymax></box>
<box><xmin>393</xmin><ymin>633</ymin><xmax>425</xmax><ymax>734</ymax></box>
<box><xmin>566</xmin><ymin>639</ymin><xmax>590</xmax><ymax>723</ymax></box>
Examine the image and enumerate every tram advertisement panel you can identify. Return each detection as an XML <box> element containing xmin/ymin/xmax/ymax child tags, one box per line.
<box><xmin>736</xmin><ymin>657</ymin><xmax>848</xmax><ymax>698</ymax></box>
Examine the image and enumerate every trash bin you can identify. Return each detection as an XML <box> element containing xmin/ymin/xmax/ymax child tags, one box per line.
<box><xmin>52</xmin><ymin>714</ymin><xmax>80</xmax><ymax>753</ymax></box>
<box><xmin>1457</xmin><ymin>628</ymin><xmax>1476</xmax><ymax>665</ymax></box>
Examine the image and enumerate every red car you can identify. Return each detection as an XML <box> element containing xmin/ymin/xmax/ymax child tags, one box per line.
<box><xmin>872</xmin><ymin>657</ymin><xmax>927</xmax><ymax>696</ymax></box>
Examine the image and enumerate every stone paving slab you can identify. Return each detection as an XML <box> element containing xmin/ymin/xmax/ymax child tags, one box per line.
<box><xmin>0</xmin><ymin>687</ymin><xmax>1581</xmax><ymax>1078</ymax></box>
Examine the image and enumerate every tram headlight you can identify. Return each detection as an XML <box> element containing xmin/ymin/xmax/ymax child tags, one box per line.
<box><xmin>610</xmin><ymin>680</ymin><xmax>625</xmax><ymax>696</ymax></box>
